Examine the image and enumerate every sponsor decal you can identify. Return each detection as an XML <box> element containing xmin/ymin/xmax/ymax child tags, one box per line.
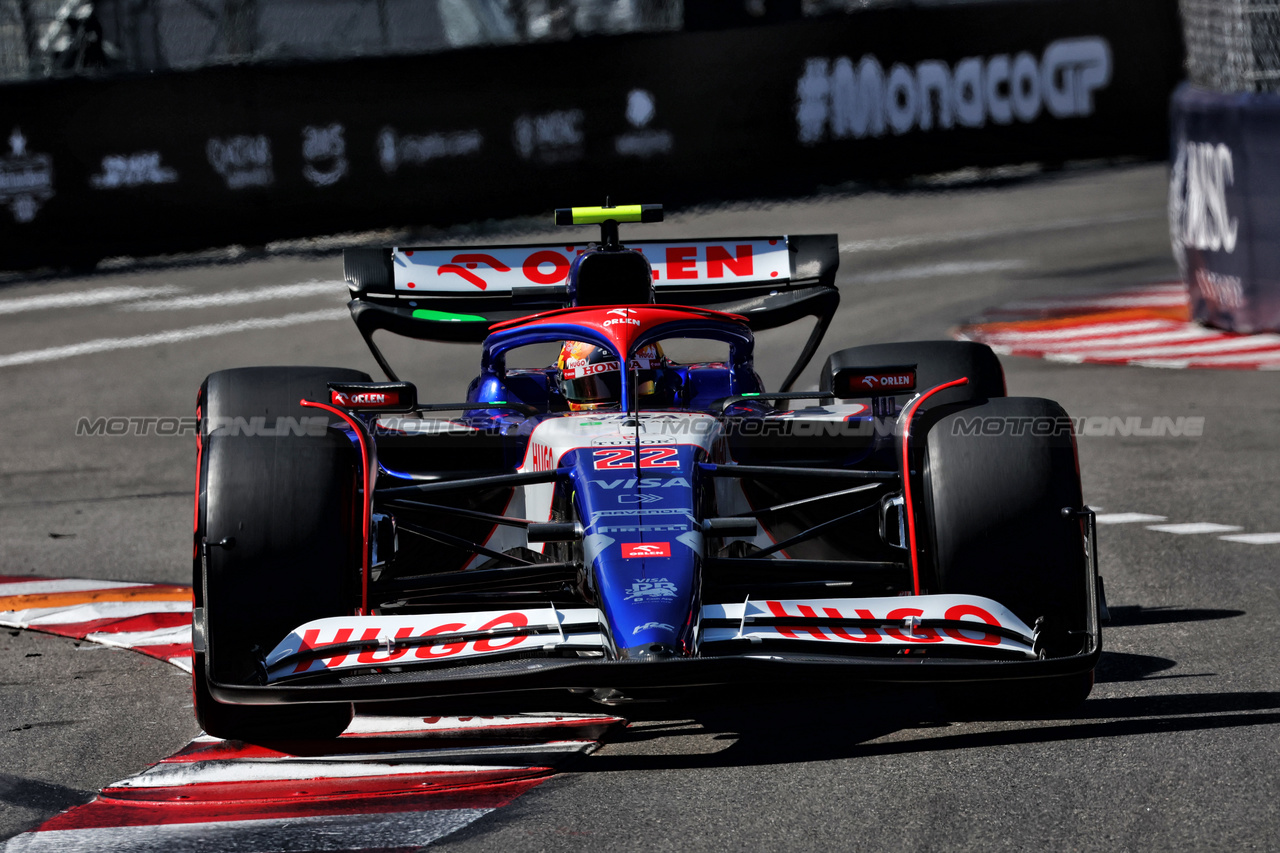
<box><xmin>393</xmin><ymin>241</ymin><xmax>786</xmax><ymax>292</ymax></box>
<box><xmin>562</xmin><ymin>360</ymin><xmax>620</xmax><ymax>381</ymax></box>
<box><xmin>89</xmin><ymin>151</ymin><xmax>177</xmax><ymax>189</ymax></box>
<box><xmin>331</xmin><ymin>390</ymin><xmax>400</xmax><ymax>407</ymax></box>
<box><xmin>284</xmin><ymin>611</ymin><xmax>535</xmax><ymax>676</ymax></box>
<box><xmin>592</xmin><ymin>447</ymin><xmax>680</xmax><ymax>470</ymax></box>
<box><xmin>207</xmin><ymin>135</ymin><xmax>273</xmax><ymax>189</ymax></box>
<box><xmin>797</xmin><ymin>37</ymin><xmax>1112</xmax><ymax>144</ymax></box>
<box><xmin>592</xmin><ymin>507</ymin><xmax>692</xmax><ymax>518</ymax></box>
<box><xmin>592</xmin><ymin>477</ymin><xmax>690</xmax><ymax>490</ymax></box>
<box><xmin>602</xmin><ymin>307</ymin><xmax>641</xmax><ymax>327</ymax></box>
<box><xmin>0</xmin><ymin>129</ymin><xmax>53</xmax><ymax>222</ymax></box>
<box><xmin>527</xmin><ymin>442</ymin><xmax>556</xmax><ymax>472</ymax></box>
<box><xmin>832</xmin><ymin>368</ymin><xmax>916</xmax><ymax>396</ymax></box>
<box><xmin>1194</xmin><ymin>267</ymin><xmax>1243</xmax><ymax>310</ymax></box>
<box><xmin>1170</xmin><ymin>140</ymin><xmax>1239</xmax><ymax>270</ymax></box>
<box><xmin>623</xmin><ymin>577</ymin><xmax>678</xmax><ymax>599</ymax></box>
<box><xmin>378</xmin><ymin>126</ymin><xmax>483</xmax><ymax>173</ymax></box>
<box><xmin>302</xmin><ymin>123</ymin><xmax>348</xmax><ymax>187</ymax></box>
<box><xmin>617</xmin><ymin>492</ymin><xmax>664</xmax><ymax>505</ymax></box>
<box><xmin>600</xmin><ymin>524</ymin><xmax>686</xmax><ymax>534</ymax></box>
<box><xmin>513</xmin><ymin>109</ymin><xmax>584</xmax><ymax>164</ymax></box>
<box><xmin>633</xmin><ymin>621</ymin><xmax>676</xmax><ymax>634</ymax></box>
<box><xmin>436</xmin><ymin>253</ymin><xmax>510</xmax><ymax>291</ymax></box>
<box><xmin>615</xmin><ymin>88</ymin><xmax>674</xmax><ymax>158</ymax></box>
<box><xmin>762</xmin><ymin>600</ymin><xmax>1004</xmax><ymax>646</ymax></box>
<box><xmin>621</xmin><ymin>542</ymin><xmax>671</xmax><ymax>559</ymax></box>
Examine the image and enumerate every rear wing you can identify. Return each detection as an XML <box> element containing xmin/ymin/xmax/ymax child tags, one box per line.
<box><xmin>344</xmin><ymin>234</ymin><xmax>839</xmax><ymax>389</ymax></box>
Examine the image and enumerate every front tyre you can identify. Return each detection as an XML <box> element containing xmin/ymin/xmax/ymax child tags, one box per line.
<box><xmin>923</xmin><ymin>396</ymin><xmax>1094</xmax><ymax>716</ymax></box>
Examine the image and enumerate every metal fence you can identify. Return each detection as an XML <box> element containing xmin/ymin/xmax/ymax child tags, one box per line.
<box><xmin>0</xmin><ymin>0</ymin><xmax>684</xmax><ymax>82</ymax></box>
<box><xmin>1181</xmin><ymin>0</ymin><xmax>1280</xmax><ymax>92</ymax></box>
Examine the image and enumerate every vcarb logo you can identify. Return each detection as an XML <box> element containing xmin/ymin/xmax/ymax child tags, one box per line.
<box><xmin>796</xmin><ymin>37</ymin><xmax>1112</xmax><ymax>143</ymax></box>
<box><xmin>1170</xmin><ymin>140</ymin><xmax>1239</xmax><ymax>263</ymax></box>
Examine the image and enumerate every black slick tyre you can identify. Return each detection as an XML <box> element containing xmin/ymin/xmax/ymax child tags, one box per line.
<box><xmin>922</xmin><ymin>396</ymin><xmax>1093</xmax><ymax>715</ymax></box>
<box><xmin>193</xmin><ymin>367</ymin><xmax>369</xmax><ymax>741</ymax></box>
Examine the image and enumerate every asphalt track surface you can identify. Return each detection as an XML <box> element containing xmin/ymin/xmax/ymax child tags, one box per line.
<box><xmin>2</xmin><ymin>162</ymin><xmax>1278</xmax><ymax>850</ymax></box>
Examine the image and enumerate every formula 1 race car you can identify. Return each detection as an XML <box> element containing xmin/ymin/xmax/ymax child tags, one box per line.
<box><xmin>192</xmin><ymin>204</ymin><xmax>1105</xmax><ymax>740</ymax></box>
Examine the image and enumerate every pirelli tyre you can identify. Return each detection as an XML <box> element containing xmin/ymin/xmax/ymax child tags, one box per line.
<box><xmin>193</xmin><ymin>367</ymin><xmax>368</xmax><ymax>741</ymax></box>
<box><xmin>923</xmin><ymin>396</ymin><xmax>1093</xmax><ymax>715</ymax></box>
<box><xmin>819</xmin><ymin>340</ymin><xmax>1005</xmax><ymax>408</ymax></box>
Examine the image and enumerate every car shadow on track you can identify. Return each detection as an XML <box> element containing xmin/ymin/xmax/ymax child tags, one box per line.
<box><xmin>584</xmin><ymin>680</ymin><xmax>1280</xmax><ymax>771</ymax></box>
<box><xmin>1105</xmin><ymin>606</ymin><xmax>1245</xmax><ymax>627</ymax></box>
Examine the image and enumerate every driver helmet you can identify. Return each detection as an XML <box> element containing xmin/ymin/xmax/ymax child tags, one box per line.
<box><xmin>557</xmin><ymin>341</ymin><xmax>670</xmax><ymax>411</ymax></box>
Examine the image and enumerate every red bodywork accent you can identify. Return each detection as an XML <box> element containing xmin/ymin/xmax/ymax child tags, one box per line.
<box><xmin>900</xmin><ymin>377</ymin><xmax>970</xmax><ymax>595</ymax></box>
<box><xmin>300</xmin><ymin>399</ymin><xmax>372</xmax><ymax>616</ymax></box>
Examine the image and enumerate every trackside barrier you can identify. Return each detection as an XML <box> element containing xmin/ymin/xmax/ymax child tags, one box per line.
<box><xmin>0</xmin><ymin>0</ymin><xmax>1182</xmax><ymax>271</ymax></box>
<box><xmin>1169</xmin><ymin>83</ymin><xmax>1280</xmax><ymax>333</ymax></box>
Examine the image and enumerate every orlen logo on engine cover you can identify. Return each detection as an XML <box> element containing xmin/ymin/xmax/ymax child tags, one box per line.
<box><xmin>331</xmin><ymin>390</ymin><xmax>400</xmax><ymax>407</ymax></box>
<box><xmin>621</xmin><ymin>542</ymin><xmax>671</xmax><ymax>559</ymax></box>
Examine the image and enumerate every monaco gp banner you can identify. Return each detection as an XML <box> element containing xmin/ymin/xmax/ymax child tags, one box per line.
<box><xmin>0</xmin><ymin>0</ymin><xmax>1181</xmax><ymax>271</ymax></box>
<box><xmin>1169</xmin><ymin>84</ymin><xmax>1280</xmax><ymax>334</ymax></box>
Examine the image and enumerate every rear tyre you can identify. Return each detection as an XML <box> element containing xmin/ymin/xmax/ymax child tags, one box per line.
<box><xmin>923</xmin><ymin>396</ymin><xmax>1093</xmax><ymax>715</ymax></box>
<box><xmin>193</xmin><ymin>367</ymin><xmax>368</xmax><ymax>741</ymax></box>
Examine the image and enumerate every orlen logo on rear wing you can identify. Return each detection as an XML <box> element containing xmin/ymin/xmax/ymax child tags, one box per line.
<box><xmin>390</xmin><ymin>239</ymin><xmax>792</xmax><ymax>294</ymax></box>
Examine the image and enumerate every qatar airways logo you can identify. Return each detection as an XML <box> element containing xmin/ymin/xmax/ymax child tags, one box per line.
<box><xmin>796</xmin><ymin>37</ymin><xmax>1112</xmax><ymax>143</ymax></box>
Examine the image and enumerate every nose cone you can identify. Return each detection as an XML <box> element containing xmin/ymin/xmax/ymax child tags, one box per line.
<box><xmin>569</xmin><ymin>448</ymin><xmax>702</xmax><ymax>657</ymax></box>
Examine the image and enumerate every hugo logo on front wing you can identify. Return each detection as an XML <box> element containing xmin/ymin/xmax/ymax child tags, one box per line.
<box><xmin>286</xmin><ymin>612</ymin><xmax>534</xmax><ymax>676</ymax></box>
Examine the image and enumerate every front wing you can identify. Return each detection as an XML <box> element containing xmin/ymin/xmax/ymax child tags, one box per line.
<box><xmin>203</xmin><ymin>591</ymin><xmax>1102</xmax><ymax>706</ymax></box>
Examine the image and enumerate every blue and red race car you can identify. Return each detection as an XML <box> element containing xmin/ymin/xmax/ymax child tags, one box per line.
<box><xmin>192</xmin><ymin>204</ymin><xmax>1104</xmax><ymax>740</ymax></box>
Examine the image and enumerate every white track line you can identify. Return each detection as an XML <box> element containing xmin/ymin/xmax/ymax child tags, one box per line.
<box><xmin>0</xmin><ymin>285</ymin><xmax>182</xmax><ymax>315</ymax></box>
<box><xmin>848</xmin><ymin>259</ymin><xmax>1024</xmax><ymax>284</ymax></box>
<box><xmin>1219</xmin><ymin>532</ymin><xmax>1280</xmax><ymax>544</ymax></box>
<box><xmin>0</xmin><ymin>308</ymin><xmax>347</xmax><ymax>369</ymax></box>
<box><xmin>121</xmin><ymin>280</ymin><xmax>346</xmax><ymax>311</ymax></box>
<box><xmin>837</xmin><ymin>210</ymin><xmax>1159</xmax><ymax>254</ymax></box>
<box><xmin>1146</xmin><ymin>522</ymin><xmax>1243</xmax><ymax>535</ymax></box>
<box><xmin>1095</xmin><ymin>513</ymin><xmax>1168</xmax><ymax>524</ymax></box>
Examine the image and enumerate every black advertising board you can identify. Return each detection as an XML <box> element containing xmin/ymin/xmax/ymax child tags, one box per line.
<box><xmin>0</xmin><ymin>0</ymin><xmax>1183</xmax><ymax>270</ymax></box>
<box><xmin>1170</xmin><ymin>84</ymin><xmax>1280</xmax><ymax>334</ymax></box>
